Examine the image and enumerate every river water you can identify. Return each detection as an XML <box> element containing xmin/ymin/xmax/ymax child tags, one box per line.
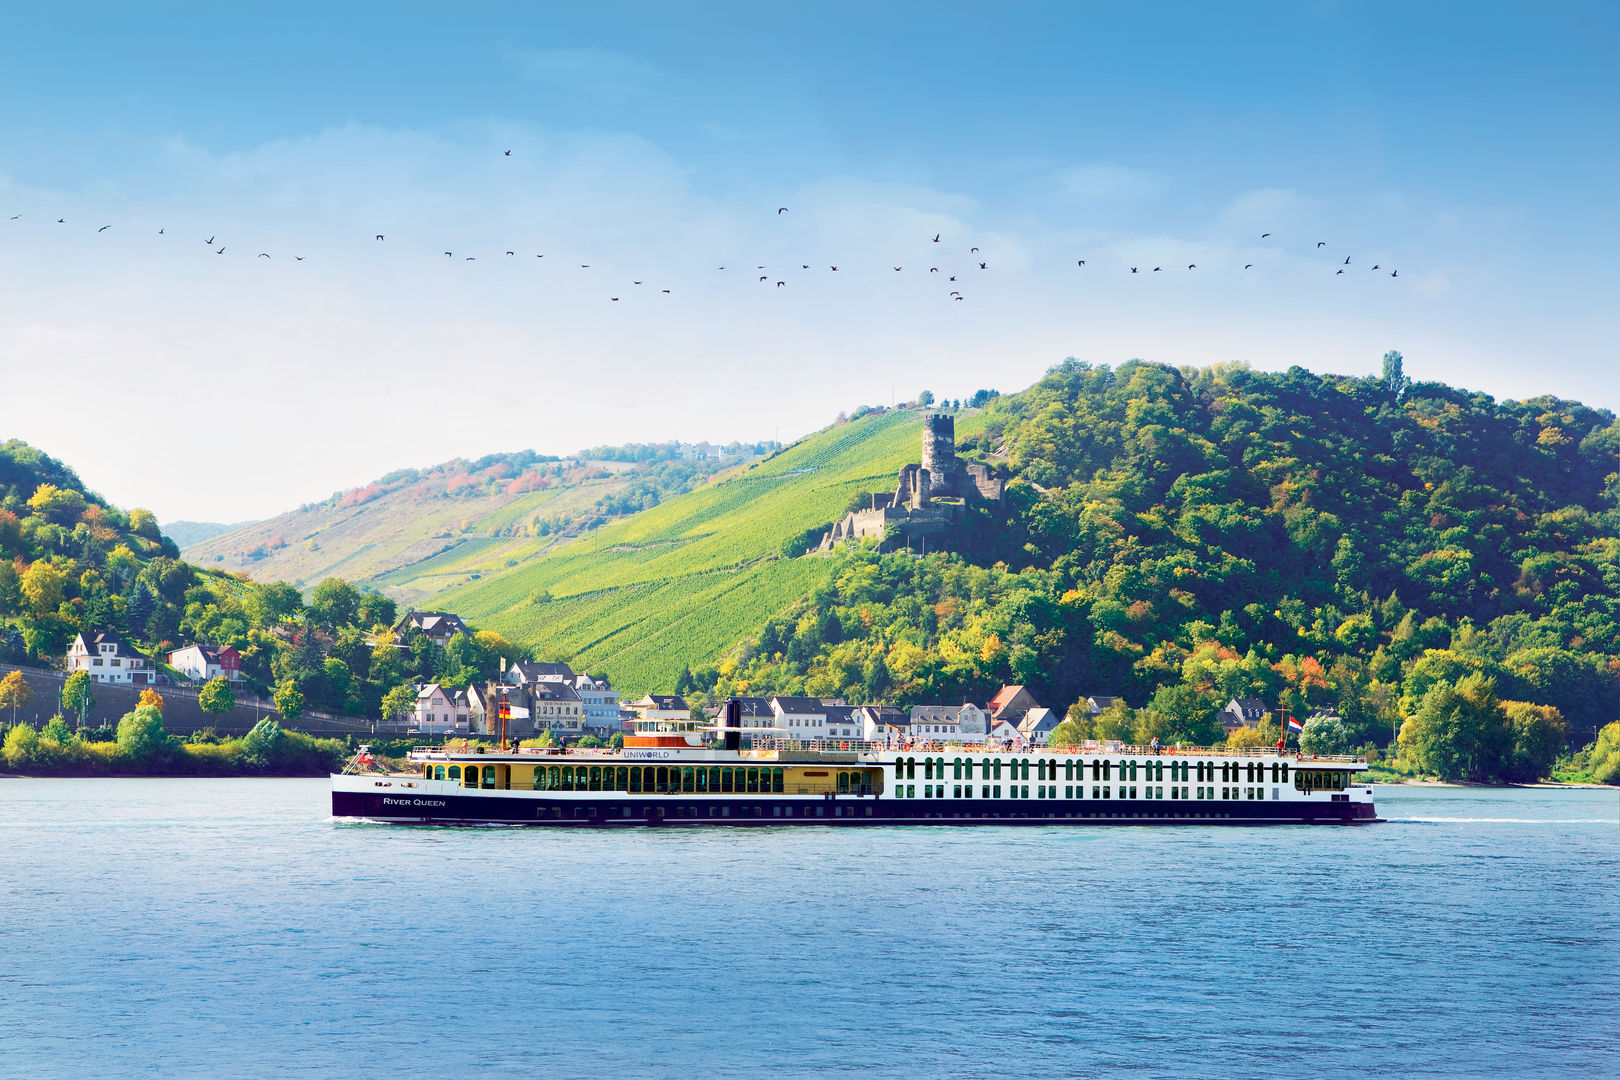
<box><xmin>1</xmin><ymin>780</ymin><xmax>1615</xmax><ymax>1078</ymax></box>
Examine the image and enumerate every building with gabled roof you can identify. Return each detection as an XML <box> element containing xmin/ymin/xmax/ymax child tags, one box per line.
<box><xmin>1221</xmin><ymin>698</ymin><xmax>1269</xmax><ymax>731</ymax></box>
<box><xmin>169</xmin><ymin>643</ymin><xmax>243</xmax><ymax>684</ymax></box>
<box><xmin>393</xmin><ymin>610</ymin><xmax>472</xmax><ymax>649</ymax></box>
<box><xmin>66</xmin><ymin>631</ymin><xmax>152</xmax><ymax>686</ymax></box>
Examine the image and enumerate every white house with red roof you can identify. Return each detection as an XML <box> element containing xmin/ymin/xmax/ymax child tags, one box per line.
<box><xmin>169</xmin><ymin>643</ymin><xmax>243</xmax><ymax>684</ymax></box>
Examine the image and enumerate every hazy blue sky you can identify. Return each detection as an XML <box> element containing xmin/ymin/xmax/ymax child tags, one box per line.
<box><xmin>2</xmin><ymin>2</ymin><xmax>1616</xmax><ymax>523</ymax></box>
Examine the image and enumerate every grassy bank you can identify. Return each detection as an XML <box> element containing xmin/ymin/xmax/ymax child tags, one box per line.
<box><xmin>2</xmin><ymin>713</ymin><xmax>349</xmax><ymax>778</ymax></box>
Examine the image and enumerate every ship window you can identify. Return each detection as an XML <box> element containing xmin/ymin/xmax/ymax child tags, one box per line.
<box><xmin>616</xmin><ymin>767</ymin><xmax>629</xmax><ymax>791</ymax></box>
<box><xmin>992</xmin><ymin>759</ymin><xmax>1002</xmax><ymax>780</ymax></box>
<box><xmin>482</xmin><ymin>766</ymin><xmax>496</xmax><ymax>789</ymax></box>
<box><xmin>1064</xmin><ymin>760</ymin><xmax>1075</xmax><ymax>781</ymax></box>
<box><xmin>745</xmin><ymin>767</ymin><xmax>759</xmax><ymax>794</ymax></box>
<box><xmin>434</xmin><ymin>766</ymin><xmax>446</xmax><ymax>780</ymax></box>
<box><xmin>1280</xmin><ymin>763</ymin><xmax>1289</xmax><ymax>782</ymax></box>
<box><xmin>709</xmin><ymin>767</ymin><xmax>722</xmax><ymax>791</ymax></box>
<box><xmin>448</xmin><ymin>765</ymin><xmax>462</xmax><ymax>780</ymax></box>
<box><xmin>953</xmin><ymin>758</ymin><xmax>962</xmax><ymax>780</ymax></box>
<box><xmin>463</xmin><ymin>768</ymin><xmax>477</xmax><ymax>788</ymax></box>
<box><xmin>992</xmin><ymin>785</ymin><xmax>1000</xmax><ymax>798</ymax></box>
<box><xmin>720</xmin><ymin>768</ymin><xmax>734</xmax><ymax>793</ymax></box>
<box><xmin>654</xmin><ymin>766</ymin><xmax>669</xmax><ymax>793</ymax></box>
<box><xmin>629</xmin><ymin>767</ymin><xmax>643</xmax><ymax>793</ymax></box>
<box><xmin>1022</xmin><ymin>760</ymin><xmax>1031</xmax><ymax>781</ymax></box>
<box><xmin>588</xmin><ymin>766</ymin><xmax>602</xmax><ymax>791</ymax></box>
<box><xmin>680</xmin><ymin>766</ymin><xmax>693</xmax><ymax>793</ymax></box>
<box><xmin>837</xmin><ymin>771</ymin><xmax>850</xmax><ymax>794</ymax></box>
<box><xmin>1129</xmin><ymin>761</ymin><xmax>1138</xmax><ymax>781</ymax></box>
<box><xmin>773</xmin><ymin>768</ymin><xmax>785</xmax><ymax>794</ymax></box>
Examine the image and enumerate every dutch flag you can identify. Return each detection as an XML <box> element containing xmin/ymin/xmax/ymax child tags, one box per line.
<box><xmin>1286</xmin><ymin>715</ymin><xmax>1305</xmax><ymax>733</ymax></box>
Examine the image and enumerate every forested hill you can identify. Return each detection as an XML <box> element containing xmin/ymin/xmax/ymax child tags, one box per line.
<box><xmin>694</xmin><ymin>357</ymin><xmax>1620</xmax><ymax>776</ymax></box>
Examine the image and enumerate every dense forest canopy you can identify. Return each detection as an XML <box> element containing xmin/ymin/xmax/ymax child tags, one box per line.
<box><xmin>689</xmin><ymin>358</ymin><xmax>1620</xmax><ymax>780</ymax></box>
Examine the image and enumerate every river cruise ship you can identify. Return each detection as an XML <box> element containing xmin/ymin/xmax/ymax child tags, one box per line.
<box><xmin>331</xmin><ymin>700</ymin><xmax>1379</xmax><ymax>826</ymax></box>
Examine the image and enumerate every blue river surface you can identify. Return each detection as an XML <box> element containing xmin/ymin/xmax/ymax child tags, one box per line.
<box><xmin>1</xmin><ymin>779</ymin><xmax>1616</xmax><ymax>1079</ymax></box>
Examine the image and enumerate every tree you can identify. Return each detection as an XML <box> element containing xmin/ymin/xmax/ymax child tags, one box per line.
<box><xmin>125</xmin><ymin>579</ymin><xmax>156</xmax><ymax>637</ymax></box>
<box><xmin>917</xmin><ymin>390</ymin><xmax>935</xmax><ymax>407</ymax></box>
<box><xmin>380</xmin><ymin>684</ymin><xmax>417</xmax><ymax>726</ymax></box>
<box><xmin>247</xmin><ymin>581</ymin><xmax>304</xmax><ymax>627</ymax></box>
<box><xmin>116</xmin><ymin>703</ymin><xmax>175</xmax><ymax>761</ymax></box>
<box><xmin>309</xmin><ymin>577</ymin><xmax>361</xmax><ymax>629</ymax></box>
<box><xmin>40</xmin><ymin>714</ymin><xmax>73</xmax><ymax>744</ymax></box>
<box><xmin>1047</xmin><ymin>719</ymin><xmax>1088</xmax><ymax>749</ymax></box>
<box><xmin>355</xmin><ymin>589</ymin><xmax>397</xmax><ymax>630</ymax></box>
<box><xmin>138</xmin><ymin>687</ymin><xmax>164</xmax><ymax>714</ymax></box>
<box><xmin>1299</xmin><ymin>714</ymin><xmax>1352</xmax><ymax>756</ymax></box>
<box><xmin>1502</xmin><ymin>701</ymin><xmax>1566</xmax><ymax>783</ymax></box>
<box><xmin>1381</xmin><ymin>350</ymin><xmax>1409</xmax><ymax>402</ymax></box>
<box><xmin>198</xmin><ymin>676</ymin><xmax>236</xmax><ymax>716</ymax></box>
<box><xmin>127</xmin><ymin>507</ymin><xmax>162</xmax><ymax>540</ymax></box>
<box><xmin>0</xmin><ymin>670</ymin><xmax>32</xmax><ymax>725</ymax></box>
<box><xmin>239</xmin><ymin>716</ymin><xmax>284</xmax><ymax>768</ymax></box>
<box><xmin>273</xmin><ymin>679</ymin><xmax>304</xmax><ymax>721</ymax></box>
<box><xmin>20</xmin><ymin>560</ymin><xmax>66</xmax><ymax>617</ymax></box>
<box><xmin>60</xmin><ymin>670</ymin><xmax>95</xmax><ymax>728</ymax></box>
<box><xmin>1399</xmin><ymin>674</ymin><xmax>1512</xmax><ymax>782</ymax></box>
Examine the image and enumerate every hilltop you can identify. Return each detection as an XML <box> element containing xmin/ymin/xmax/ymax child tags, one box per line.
<box><xmin>182</xmin><ymin>443</ymin><xmax>769</xmax><ymax>600</ymax></box>
<box><xmin>425</xmin><ymin>405</ymin><xmax>992</xmax><ymax>693</ymax></box>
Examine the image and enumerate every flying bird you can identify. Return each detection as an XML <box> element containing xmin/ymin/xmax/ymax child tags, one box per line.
<box><xmin>950</xmin><ymin>291</ymin><xmax>962</xmax><ymax>297</ymax></box>
<box><xmin>802</xmin><ymin>264</ymin><xmax>809</xmax><ymax>269</ymax></box>
<box><xmin>1344</xmin><ymin>256</ymin><xmax>1351</xmax><ymax>265</ymax></box>
<box><xmin>1261</xmin><ymin>233</ymin><xmax>1271</xmax><ymax>238</ymax></box>
<box><xmin>57</xmin><ymin>218</ymin><xmax>65</xmax><ymax>223</ymax></box>
<box><xmin>445</xmin><ymin>252</ymin><xmax>453</xmax><ymax>257</ymax></box>
<box><xmin>661</xmin><ymin>289</ymin><xmax>670</xmax><ymax>293</ymax></box>
<box><xmin>776</xmin><ymin>281</ymin><xmax>785</xmax><ymax>287</ymax></box>
<box><xmin>970</xmin><ymin>247</ymin><xmax>979</xmax><ymax>253</ymax></box>
<box><xmin>259</xmin><ymin>253</ymin><xmax>270</xmax><ymax>259</ymax></box>
<box><xmin>1188</xmin><ymin>264</ymin><xmax>1196</xmax><ymax>270</ymax></box>
<box><xmin>205</xmin><ymin>236</ymin><xmax>215</xmax><ymax>245</ymax></box>
<box><xmin>1244</xmin><ymin>264</ymin><xmax>1253</xmax><ymax>270</ymax></box>
<box><xmin>98</xmin><ymin>225</ymin><xmax>110</xmax><ymax>232</ymax></box>
<box><xmin>8</xmin><ymin>215</ymin><xmax>18</xmax><ymax>220</ymax></box>
<box><xmin>932</xmin><ymin>234</ymin><xmax>940</xmax><ymax>243</ymax></box>
<box><xmin>215</xmin><ymin>246</ymin><xmax>225</xmax><ymax>254</ymax></box>
<box><xmin>777</xmin><ymin>207</ymin><xmax>788</xmax><ymax>214</ymax></box>
<box><xmin>1077</xmin><ymin>260</ymin><xmax>1086</xmax><ymax>267</ymax></box>
<box><xmin>893</xmin><ymin>267</ymin><xmax>902</xmax><ymax>272</ymax></box>
<box><xmin>633</xmin><ymin>281</ymin><xmax>642</xmax><ymax>285</ymax></box>
<box><xmin>978</xmin><ymin>262</ymin><xmax>986</xmax><ymax>269</ymax></box>
<box><xmin>466</xmin><ymin>257</ymin><xmax>476</xmax><ymax>261</ymax></box>
<box><xmin>376</xmin><ymin>234</ymin><xmax>385</xmax><ymax>241</ymax></box>
<box><xmin>829</xmin><ymin>265</ymin><xmax>838</xmax><ymax>271</ymax></box>
<box><xmin>1371</xmin><ymin>264</ymin><xmax>1380</xmax><ymax>270</ymax></box>
<box><xmin>954</xmin><ymin>296</ymin><xmax>964</xmax><ymax>301</ymax></box>
<box><xmin>610</xmin><ymin>297</ymin><xmax>619</xmax><ymax>301</ymax></box>
<box><xmin>295</xmin><ymin>257</ymin><xmax>305</xmax><ymax>261</ymax></box>
<box><xmin>1130</xmin><ymin>267</ymin><xmax>1138</xmax><ymax>273</ymax></box>
<box><xmin>1391</xmin><ymin>270</ymin><xmax>1398</xmax><ymax>277</ymax></box>
<box><xmin>930</xmin><ymin>267</ymin><xmax>939</xmax><ymax>273</ymax></box>
<box><xmin>760</xmin><ymin>276</ymin><xmax>768</xmax><ymax>282</ymax></box>
<box><xmin>158</xmin><ymin>228</ymin><xmax>164</xmax><ymax>234</ymax></box>
<box><xmin>1317</xmin><ymin>241</ymin><xmax>1326</xmax><ymax>248</ymax></box>
<box><xmin>1336</xmin><ymin>269</ymin><xmax>1344</xmax><ymax>275</ymax></box>
<box><xmin>506</xmin><ymin>251</ymin><xmax>514</xmax><ymax>256</ymax></box>
<box><xmin>581</xmin><ymin>264</ymin><xmax>589</xmax><ymax>268</ymax></box>
<box><xmin>504</xmin><ymin>149</ymin><xmax>511</xmax><ymax>156</ymax></box>
<box><xmin>1153</xmin><ymin>266</ymin><xmax>1161</xmax><ymax>272</ymax></box>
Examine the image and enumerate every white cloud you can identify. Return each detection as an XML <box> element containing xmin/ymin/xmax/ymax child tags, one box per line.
<box><xmin>508</xmin><ymin>48</ymin><xmax>661</xmax><ymax>101</ymax></box>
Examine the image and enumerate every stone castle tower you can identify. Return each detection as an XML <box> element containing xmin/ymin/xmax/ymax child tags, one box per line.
<box><xmin>920</xmin><ymin>414</ymin><xmax>960</xmax><ymax>495</ymax></box>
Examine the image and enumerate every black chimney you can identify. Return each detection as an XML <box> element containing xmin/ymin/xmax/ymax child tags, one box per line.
<box><xmin>721</xmin><ymin>698</ymin><xmax>742</xmax><ymax>751</ymax></box>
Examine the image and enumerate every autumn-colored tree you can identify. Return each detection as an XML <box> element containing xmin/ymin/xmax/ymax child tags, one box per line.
<box><xmin>273</xmin><ymin>679</ymin><xmax>304</xmax><ymax>721</ymax></box>
<box><xmin>0</xmin><ymin>670</ymin><xmax>33</xmax><ymax>724</ymax></box>
<box><xmin>138</xmin><ymin>687</ymin><xmax>164</xmax><ymax>714</ymax></box>
<box><xmin>20</xmin><ymin>560</ymin><xmax>67</xmax><ymax>617</ymax></box>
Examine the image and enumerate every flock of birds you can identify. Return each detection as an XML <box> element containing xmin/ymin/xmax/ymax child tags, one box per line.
<box><xmin>4</xmin><ymin>150</ymin><xmax>1402</xmax><ymax>304</ymax></box>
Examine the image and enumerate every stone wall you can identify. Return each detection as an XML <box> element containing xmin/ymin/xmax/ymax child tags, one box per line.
<box><xmin>0</xmin><ymin>663</ymin><xmax>372</xmax><ymax>737</ymax></box>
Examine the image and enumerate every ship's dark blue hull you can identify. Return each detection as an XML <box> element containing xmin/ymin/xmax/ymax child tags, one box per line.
<box><xmin>332</xmin><ymin>787</ymin><xmax>1379</xmax><ymax>826</ymax></box>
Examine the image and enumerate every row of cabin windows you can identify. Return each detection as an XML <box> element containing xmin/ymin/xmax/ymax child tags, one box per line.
<box><xmin>1295</xmin><ymin>769</ymin><xmax>1349</xmax><ymax>792</ymax></box>
<box><xmin>899</xmin><ymin>757</ymin><xmax>1292</xmax><ymax>784</ymax></box>
<box><xmin>907</xmin><ymin>784</ymin><xmax>1285</xmax><ymax>801</ymax></box>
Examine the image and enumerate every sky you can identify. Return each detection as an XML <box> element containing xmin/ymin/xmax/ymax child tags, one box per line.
<box><xmin>2</xmin><ymin>2</ymin><xmax>1617</xmax><ymax>525</ymax></box>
